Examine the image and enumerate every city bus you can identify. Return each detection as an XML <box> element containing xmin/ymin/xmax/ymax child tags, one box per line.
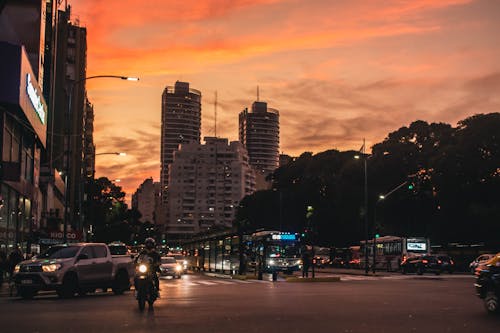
<box><xmin>360</xmin><ymin>236</ymin><xmax>431</xmax><ymax>271</ymax></box>
<box><xmin>248</xmin><ymin>230</ymin><xmax>302</xmax><ymax>274</ymax></box>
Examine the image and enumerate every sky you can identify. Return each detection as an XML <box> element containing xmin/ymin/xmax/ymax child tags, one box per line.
<box><xmin>69</xmin><ymin>0</ymin><xmax>500</xmax><ymax>203</ymax></box>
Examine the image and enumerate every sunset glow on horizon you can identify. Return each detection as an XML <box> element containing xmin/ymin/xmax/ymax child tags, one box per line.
<box><xmin>69</xmin><ymin>0</ymin><xmax>500</xmax><ymax>203</ymax></box>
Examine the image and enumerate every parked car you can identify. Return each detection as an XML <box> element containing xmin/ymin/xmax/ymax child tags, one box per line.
<box><xmin>400</xmin><ymin>255</ymin><xmax>442</xmax><ymax>275</ymax></box>
<box><xmin>470</xmin><ymin>253</ymin><xmax>496</xmax><ymax>274</ymax></box>
<box><xmin>159</xmin><ymin>256</ymin><xmax>183</xmax><ymax>278</ymax></box>
<box><xmin>437</xmin><ymin>255</ymin><xmax>455</xmax><ymax>274</ymax></box>
<box><xmin>474</xmin><ymin>253</ymin><xmax>500</xmax><ymax>314</ymax></box>
<box><xmin>13</xmin><ymin>243</ymin><xmax>134</xmax><ymax>299</ymax></box>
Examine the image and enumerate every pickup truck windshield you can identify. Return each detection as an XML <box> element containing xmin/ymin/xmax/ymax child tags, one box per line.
<box><xmin>109</xmin><ymin>245</ymin><xmax>128</xmax><ymax>255</ymax></box>
<box><xmin>38</xmin><ymin>246</ymin><xmax>80</xmax><ymax>259</ymax></box>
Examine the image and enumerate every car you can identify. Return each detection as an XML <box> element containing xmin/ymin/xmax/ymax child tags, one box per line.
<box><xmin>159</xmin><ymin>256</ymin><xmax>183</xmax><ymax>278</ymax></box>
<box><xmin>437</xmin><ymin>255</ymin><xmax>455</xmax><ymax>274</ymax></box>
<box><xmin>474</xmin><ymin>253</ymin><xmax>500</xmax><ymax>314</ymax></box>
<box><xmin>171</xmin><ymin>254</ymin><xmax>189</xmax><ymax>273</ymax></box>
<box><xmin>400</xmin><ymin>255</ymin><xmax>442</xmax><ymax>275</ymax></box>
<box><xmin>13</xmin><ymin>243</ymin><xmax>134</xmax><ymax>299</ymax></box>
<box><xmin>470</xmin><ymin>253</ymin><xmax>496</xmax><ymax>274</ymax></box>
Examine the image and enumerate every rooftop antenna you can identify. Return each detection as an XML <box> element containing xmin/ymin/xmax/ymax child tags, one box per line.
<box><xmin>257</xmin><ymin>85</ymin><xmax>260</xmax><ymax>101</ymax></box>
<box><xmin>214</xmin><ymin>91</ymin><xmax>218</xmax><ymax>137</ymax></box>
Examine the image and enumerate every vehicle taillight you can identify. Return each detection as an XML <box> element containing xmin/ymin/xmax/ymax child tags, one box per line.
<box><xmin>422</xmin><ymin>259</ymin><xmax>428</xmax><ymax>264</ymax></box>
<box><xmin>450</xmin><ymin>260</ymin><xmax>454</xmax><ymax>265</ymax></box>
<box><xmin>437</xmin><ymin>260</ymin><xmax>442</xmax><ymax>264</ymax></box>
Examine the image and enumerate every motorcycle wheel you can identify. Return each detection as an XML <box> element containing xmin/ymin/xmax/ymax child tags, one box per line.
<box><xmin>484</xmin><ymin>291</ymin><xmax>499</xmax><ymax>314</ymax></box>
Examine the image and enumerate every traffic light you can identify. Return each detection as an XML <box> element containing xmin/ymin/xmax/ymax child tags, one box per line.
<box><xmin>408</xmin><ymin>183</ymin><xmax>414</xmax><ymax>190</ymax></box>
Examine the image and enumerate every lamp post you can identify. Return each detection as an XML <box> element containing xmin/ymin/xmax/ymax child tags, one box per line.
<box><xmin>63</xmin><ymin>75</ymin><xmax>138</xmax><ymax>244</ymax></box>
<box><xmin>373</xmin><ymin>181</ymin><xmax>408</xmax><ymax>272</ymax></box>
<box><xmin>355</xmin><ymin>138</ymin><xmax>369</xmax><ymax>275</ymax></box>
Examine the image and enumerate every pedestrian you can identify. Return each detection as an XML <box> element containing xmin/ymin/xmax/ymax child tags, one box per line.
<box><xmin>302</xmin><ymin>247</ymin><xmax>311</xmax><ymax>278</ymax></box>
<box><xmin>7</xmin><ymin>246</ymin><xmax>23</xmax><ymax>278</ymax></box>
<box><xmin>0</xmin><ymin>250</ymin><xmax>7</xmax><ymax>286</ymax></box>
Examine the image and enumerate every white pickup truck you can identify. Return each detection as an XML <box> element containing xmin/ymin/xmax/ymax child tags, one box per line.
<box><xmin>13</xmin><ymin>243</ymin><xmax>134</xmax><ymax>299</ymax></box>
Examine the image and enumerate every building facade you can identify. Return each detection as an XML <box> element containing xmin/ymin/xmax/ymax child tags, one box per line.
<box><xmin>239</xmin><ymin>101</ymin><xmax>280</xmax><ymax>190</ymax></box>
<box><xmin>160</xmin><ymin>81</ymin><xmax>202</xmax><ymax>205</ymax></box>
<box><xmin>0</xmin><ymin>42</ymin><xmax>48</xmax><ymax>251</ymax></box>
<box><xmin>132</xmin><ymin>178</ymin><xmax>156</xmax><ymax>224</ymax></box>
<box><xmin>167</xmin><ymin>137</ymin><xmax>255</xmax><ymax>239</ymax></box>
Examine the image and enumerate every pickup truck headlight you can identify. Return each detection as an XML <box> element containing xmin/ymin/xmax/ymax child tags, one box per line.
<box><xmin>14</xmin><ymin>264</ymin><xmax>20</xmax><ymax>274</ymax></box>
<box><xmin>42</xmin><ymin>263</ymin><xmax>62</xmax><ymax>272</ymax></box>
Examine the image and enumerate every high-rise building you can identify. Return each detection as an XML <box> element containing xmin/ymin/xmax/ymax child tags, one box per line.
<box><xmin>239</xmin><ymin>101</ymin><xmax>279</xmax><ymax>190</ymax></box>
<box><xmin>167</xmin><ymin>137</ymin><xmax>255</xmax><ymax>239</ymax></box>
<box><xmin>160</xmin><ymin>81</ymin><xmax>201</xmax><ymax>205</ymax></box>
<box><xmin>132</xmin><ymin>178</ymin><xmax>157</xmax><ymax>224</ymax></box>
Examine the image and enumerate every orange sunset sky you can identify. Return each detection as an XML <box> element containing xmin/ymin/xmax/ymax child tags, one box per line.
<box><xmin>69</xmin><ymin>0</ymin><xmax>500</xmax><ymax>203</ymax></box>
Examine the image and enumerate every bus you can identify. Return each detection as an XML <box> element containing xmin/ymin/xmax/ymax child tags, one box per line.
<box><xmin>249</xmin><ymin>230</ymin><xmax>302</xmax><ymax>274</ymax></box>
<box><xmin>360</xmin><ymin>236</ymin><xmax>431</xmax><ymax>271</ymax></box>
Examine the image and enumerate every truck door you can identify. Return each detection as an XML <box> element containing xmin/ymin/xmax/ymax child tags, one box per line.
<box><xmin>90</xmin><ymin>245</ymin><xmax>113</xmax><ymax>283</ymax></box>
<box><xmin>74</xmin><ymin>246</ymin><xmax>96</xmax><ymax>284</ymax></box>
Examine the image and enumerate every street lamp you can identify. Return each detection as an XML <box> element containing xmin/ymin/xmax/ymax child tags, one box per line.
<box><xmin>63</xmin><ymin>75</ymin><xmax>138</xmax><ymax>243</ymax></box>
<box><xmin>354</xmin><ymin>138</ymin><xmax>369</xmax><ymax>275</ymax></box>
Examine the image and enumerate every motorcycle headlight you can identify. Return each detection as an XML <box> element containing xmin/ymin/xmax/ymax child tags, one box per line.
<box><xmin>138</xmin><ymin>264</ymin><xmax>148</xmax><ymax>273</ymax></box>
<box><xmin>14</xmin><ymin>264</ymin><xmax>20</xmax><ymax>274</ymax></box>
<box><xmin>42</xmin><ymin>263</ymin><xmax>62</xmax><ymax>272</ymax></box>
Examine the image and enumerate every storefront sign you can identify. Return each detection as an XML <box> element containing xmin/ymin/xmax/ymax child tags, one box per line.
<box><xmin>26</xmin><ymin>73</ymin><xmax>46</xmax><ymax>124</ymax></box>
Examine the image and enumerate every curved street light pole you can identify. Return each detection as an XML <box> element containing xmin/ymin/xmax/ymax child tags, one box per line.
<box><xmin>63</xmin><ymin>75</ymin><xmax>138</xmax><ymax>243</ymax></box>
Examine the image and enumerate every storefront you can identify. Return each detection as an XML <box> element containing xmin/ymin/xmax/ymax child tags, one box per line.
<box><xmin>0</xmin><ymin>42</ymin><xmax>47</xmax><ymax>253</ymax></box>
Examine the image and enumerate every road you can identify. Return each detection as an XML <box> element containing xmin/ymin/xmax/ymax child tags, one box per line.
<box><xmin>0</xmin><ymin>272</ymin><xmax>498</xmax><ymax>333</ymax></box>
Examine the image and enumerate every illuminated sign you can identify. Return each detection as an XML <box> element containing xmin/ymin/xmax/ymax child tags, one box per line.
<box><xmin>407</xmin><ymin>242</ymin><xmax>427</xmax><ymax>251</ymax></box>
<box><xmin>26</xmin><ymin>73</ymin><xmax>46</xmax><ymax>124</ymax></box>
<box><xmin>271</xmin><ymin>234</ymin><xmax>296</xmax><ymax>241</ymax></box>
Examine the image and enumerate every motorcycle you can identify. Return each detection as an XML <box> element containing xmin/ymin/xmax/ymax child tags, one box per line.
<box><xmin>134</xmin><ymin>255</ymin><xmax>158</xmax><ymax>311</ymax></box>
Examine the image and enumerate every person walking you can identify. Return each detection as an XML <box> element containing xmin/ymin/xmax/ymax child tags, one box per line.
<box><xmin>0</xmin><ymin>250</ymin><xmax>7</xmax><ymax>286</ymax></box>
<box><xmin>302</xmin><ymin>248</ymin><xmax>311</xmax><ymax>278</ymax></box>
<box><xmin>7</xmin><ymin>246</ymin><xmax>23</xmax><ymax>278</ymax></box>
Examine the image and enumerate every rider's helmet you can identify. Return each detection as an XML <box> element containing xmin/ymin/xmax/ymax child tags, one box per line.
<box><xmin>144</xmin><ymin>237</ymin><xmax>156</xmax><ymax>250</ymax></box>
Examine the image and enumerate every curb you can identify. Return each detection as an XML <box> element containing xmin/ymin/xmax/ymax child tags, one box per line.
<box><xmin>286</xmin><ymin>276</ymin><xmax>341</xmax><ymax>283</ymax></box>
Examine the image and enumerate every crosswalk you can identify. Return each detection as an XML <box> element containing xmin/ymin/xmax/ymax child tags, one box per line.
<box><xmin>159</xmin><ymin>277</ymin><xmax>270</xmax><ymax>288</ymax></box>
<box><xmin>338</xmin><ymin>274</ymin><xmax>475</xmax><ymax>282</ymax></box>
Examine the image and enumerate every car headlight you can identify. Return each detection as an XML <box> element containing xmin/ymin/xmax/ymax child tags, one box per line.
<box><xmin>14</xmin><ymin>264</ymin><xmax>20</xmax><ymax>274</ymax></box>
<box><xmin>138</xmin><ymin>264</ymin><xmax>148</xmax><ymax>273</ymax></box>
<box><xmin>269</xmin><ymin>260</ymin><xmax>275</xmax><ymax>266</ymax></box>
<box><xmin>42</xmin><ymin>263</ymin><xmax>62</xmax><ymax>272</ymax></box>
<box><xmin>296</xmin><ymin>260</ymin><xmax>302</xmax><ymax>265</ymax></box>
<box><xmin>175</xmin><ymin>265</ymin><xmax>182</xmax><ymax>272</ymax></box>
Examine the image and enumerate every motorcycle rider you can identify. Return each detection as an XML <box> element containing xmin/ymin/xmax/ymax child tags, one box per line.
<box><xmin>135</xmin><ymin>237</ymin><xmax>161</xmax><ymax>296</ymax></box>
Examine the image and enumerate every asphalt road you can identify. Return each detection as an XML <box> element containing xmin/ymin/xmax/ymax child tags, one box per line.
<box><xmin>0</xmin><ymin>273</ymin><xmax>498</xmax><ymax>333</ymax></box>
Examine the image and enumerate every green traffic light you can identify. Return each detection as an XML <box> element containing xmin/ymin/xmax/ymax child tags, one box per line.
<box><xmin>408</xmin><ymin>184</ymin><xmax>414</xmax><ymax>190</ymax></box>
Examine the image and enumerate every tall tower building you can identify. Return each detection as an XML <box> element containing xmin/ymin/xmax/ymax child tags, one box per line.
<box><xmin>167</xmin><ymin>137</ymin><xmax>255</xmax><ymax>239</ymax></box>
<box><xmin>160</xmin><ymin>81</ymin><xmax>201</xmax><ymax>205</ymax></box>
<box><xmin>239</xmin><ymin>101</ymin><xmax>279</xmax><ymax>190</ymax></box>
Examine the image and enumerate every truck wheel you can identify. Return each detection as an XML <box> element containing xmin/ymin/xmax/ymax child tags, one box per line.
<box><xmin>18</xmin><ymin>287</ymin><xmax>37</xmax><ymax>299</ymax></box>
<box><xmin>112</xmin><ymin>271</ymin><xmax>129</xmax><ymax>295</ymax></box>
<box><xmin>57</xmin><ymin>274</ymin><xmax>78</xmax><ymax>298</ymax></box>
<box><xmin>484</xmin><ymin>291</ymin><xmax>499</xmax><ymax>314</ymax></box>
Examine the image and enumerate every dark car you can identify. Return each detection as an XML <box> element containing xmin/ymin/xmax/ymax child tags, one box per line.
<box><xmin>437</xmin><ymin>255</ymin><xmax>455</xmax><ymax>274</ymax></box>
<box><xmin>474</xmin><ymin>253</ymin><xmax>500</xmax><ymax>314</ymax></box>
<box><xmin>400</xmin><ymin>255</ymin><xmax>442</xmax><ymax>275</ymax></box>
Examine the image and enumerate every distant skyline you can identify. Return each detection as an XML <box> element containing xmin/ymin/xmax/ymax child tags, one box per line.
<box><xmin>70</xmin><ymin>0</ymin><xmax>500</xmax><ymax>203</ymax></box>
